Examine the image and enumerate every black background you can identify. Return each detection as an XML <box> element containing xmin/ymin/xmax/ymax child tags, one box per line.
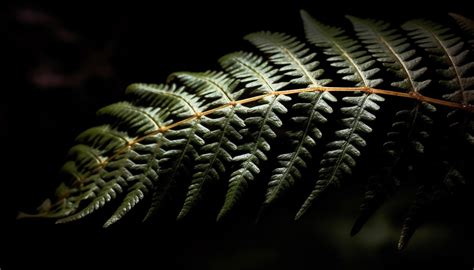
<box><xmin>1</xmin><ymin>0</ymin><xmax>474</xmax><ymax>269</ymax></box>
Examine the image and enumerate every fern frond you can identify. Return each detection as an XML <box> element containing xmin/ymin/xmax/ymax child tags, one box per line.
<box><xmin>220</xmin><ymin>51</ymin><xmax>289</xmax><ymax>93</ymax></box>
<box><xmin>349</xmin><ymin>98</ymin><xmax>436</xmax><ymax>235</ymax></box>
<box><xmin>449</xmin><ymin>13</ymin><xmax>474</xmax><ymax>47</ymax></box>
<box><xmin>56</xmin><ymin>99</ymin><xmax>170</xmax><ymax>223</ymax></box>
<box><xmin>449</xmin><ymin>13</ymin><xmax>474</xmax><ymax>34</ymax></box>
<box><xmin>44</xmin><ymin>126</ymin><xmax>131</xmax><ymax>218</ymax></box>
<box><xmin>301</xmin><ymin>11</ymin><xmax>382</xmax><ymax>88</ymax></box>
<box><xmin>143</xmin><ymin>72</ymin><xmax>238</xmax><ymax>220</ymax></box>
<box><xmin>127</xmin><ymin>84</ymin><xmax>213</xmax><ymax>222</ymax></box>
<box><xmin>264</xmin><ymin>91</ymin><xmax>336</xmax><ymax>207</ymax></box>
<box><xmin>216</xmin><ymin>52</ymin><xmax>290</xmax><ymax>219</ymax></box>
<box><xmin>403</xmin><ymin>20</ymin><xmax>474</xmax><ymax>144</ymax></box>
<box><xmin>245</xmin><ymin>31</ymin><xmax>330</xmax><ymax>87</ymax></box>
<box><xmin>56</xmin><ymin>177</ymin><xmax>126</xmax><ymax>223</ymax></box>
<box><xmin>403</xmin><ymin>20</ymin><xmax>473</xmax><ymax>102</ymax></box>
<box><xmin>141</xmin><ymin>123</ymin><xmax>203</xmax><ymax>220</ymax></box>
<box><xmin>169</xmin><ymin>71</ymin><xmax>242</xmax><ymax>106</ymax></box>
<box><xmin>386</xmin><ymin>102</ymin><xmax>436</xmax><ymax>154</ymax></box>
<box><xmin>26</xmin><ymin>11</ymin><xmax>474</xmax><ymax>250</ymax></box>
<box><xmin>176</xmin><ymin>67</ymin><xmax>247</xmax><ymax>219</ymax></box>
<box><xmin>349</xmin><ymin>17</ymin><xmax>437</xmax><ymax>155</ymax></box>
<box><xmin>242</xmin><ymin>31</ymin><xmax>337</xmax><ymax>208</ymax></box>
<box><xmin>103</xmin><ymin>138</ymin><xmax>159</xmax><ymax>227</ymax></box>
<box><xmin>297</xmin><ymin>93</ymin><xmax>384</xmax><ymax>219</ymax></box>
<box><xmin>74</xmin><ymin>126</ymin><xmax>130</xmax><ymax>157</ymax></box>
<box><xmin>55</xmin><ymin>83</ymin><xmax>213</xmax><ymax>224</ymax></box>
<box><xmin>294</xmin><ymin>13</ymin><xmax>386</xmax><ymax>219</ymax></box>
<box><xmin>125</xmin><ymin>83</ymin><xmax>205</xmax><ymax>120</ymax></box>
<box><xmin>347</xmin><ymin>16</ymin><xmax>430</xmax><ymax>93</ymax></box>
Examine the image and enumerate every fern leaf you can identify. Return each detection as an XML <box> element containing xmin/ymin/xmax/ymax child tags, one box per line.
<box><xmin>242</xmin><ymin>31</ymin><xmax>336</xmax><ymax>208</ymax></box>
<box><xmin>296</xmin><ymin>93</ymin><xmax>384</xmax><ymax>219</ymax></box>
<box><xmin>245</xmin><ymin>31</ymin><xmax>331</xmax><ymax>87</ymax></box>
<box><xmin>449</xmin><ymin>13</ymin><xmax>474</xmax><ymax>47</ymax></box>
<box><xmin>220</xmin><ymin>51</ymin><xmax>289</xmax><ymax>93</ymax></box>
<box><xmin>128</xmin><ymin>81</ymin><xmax>233</xmax><ymax>221</ymax></box>
<box><xmin>351</xmin><ymin>100</ymin><xmax>436</xmax><ymax>234</ymax></box>
<box><xmin>105</xmin><ymin>182</ymin><xmax>148</xmax><ymax>226</ymax></box>
<box><xmin>178</xmin><ymin>107</ymin><xmax>244</xmax><ymax>219</ymax></box>
<box><xmin>26</xmin><ymin>12</ymin><xmax>474</xmax><ymax>250</ymax></box>
<box><xmin>125</xmin><ymin>83</ymin><xmax>205</xmax><ymax>120</ymax></box>
<box><xmin>264</xmin><ymin>91</ymin><xmax>336</xmax><ymax>206</ymax></box>
<box><xmin>103</xmin><ymin>138</ymin><xmax>159</xmax><ymax>227</ymax></box>
<box><xmin>449</xmin><ymin>13</ymin><xmax>474</xmax><ymax>34</ymax></box>
<box><xmin>56</xmin><ymin>101</ymin><xmax>170</xmax><ymax>223</ymax></box>
<box><xmin>347</xmin><ymin>16</ymin><xmax>430</xmax><ymax>93</ymax></box>
<box><xmin>177</xmin><ymin>68</ymin><xmax>246</xmax><ymax>220</ymax></box>
<box><xmin>169</xmin><ymin>71</ymin><xmax>242</xmax><ymax>106</ymax></box>
<box><xmin>75</xmin><ymin>126</ymin><xmax>130</xmax><ymax>157</ymax></box>
<box><xmin>143</xmin><ymin>122</ymin><xmax>204</xmax><ymax>220</ymax></box>
<box><xmin>216</xmin><ymin>52</ymin><xmax>290</xmax><ymax>219</ymax></box>
<box><xmin>58</xmin><ymin>83</ymin><xmax>212</xmax><ymax>224</ymax></box>
<box><xmin>144</xmin><ymin>72</ymin><xmax>238</xmax><ymax>220</ymax></box>
<box><xmin>56</xmin><ymin>100</ymin><xmax>169</xmax><ymax>223</ymax></box>
<box><xmin>41</xmin><ymin>126</ymin><xmax>131</xmax><ymax>218</ymax></box>
<box><xmin>127</xmin><ymin>84</ymin><xmax>213</xmax><ymax>223</ymax></box>
<box><xmin>56</xmin><ymin>172</ymin><xmax>128</xmax><ymax>223</ymax></box>
<box><xmin>295</xmin><ymin>14</ymin><xmax>384</xmax><ymax>219</ymax></box>
<box><xmin>349</xmin><ymin>16</ymin><xmax>436</xmax><ymax>155</ymax></box>
<box><xmin>385</xmin><ymin>102</ymin><xmax>436</xmax><ymax>156</ymax></box>
<box><xmin>403</xmin><ymin>20</ymin><xmax>474</xmax><ymax>144</ymax></box>
<box><xmin>403</xmin><ymin>20</ymin><xmax>473</xmax><ymax>102</ymax></box>
<box><xmin>301</xmin><ymin>10</ymin><xmax>382</xmax><ymax>87</ymax></box>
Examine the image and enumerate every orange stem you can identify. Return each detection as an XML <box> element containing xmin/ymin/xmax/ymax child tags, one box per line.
<box><xmin>76</xmin><ymin>86</ymin><xmax>473</xmax><ymax>184</ymax></box>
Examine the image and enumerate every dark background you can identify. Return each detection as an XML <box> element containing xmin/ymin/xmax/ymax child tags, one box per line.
<box><xmin>1</xmin><ymin>1</ymin><xmax>473</xmax><ymax>269</ymax></box>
